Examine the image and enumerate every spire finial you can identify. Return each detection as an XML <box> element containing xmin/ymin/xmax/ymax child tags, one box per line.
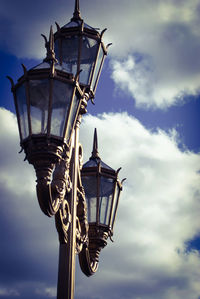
<box><xmin>42</xmin><ymin>26</ymin><xmax>57</xmax><ymax>63</ymax></box>
<box><xmin>91</xmin><ymin>128</ymin><xmax>100</xmax><ymax>159</ymax></box>
<box><xmin>71</xmin><ymin>0</ymin><xmax>82</xmax><ymax>21</ymax></box>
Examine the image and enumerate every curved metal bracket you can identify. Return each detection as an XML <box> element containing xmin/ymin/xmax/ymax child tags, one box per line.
<box><xmin>78</xmin><ymin>245</ymin><xmax>99</xmax><ymax>276</ymax></box>
<box><xmin>6</xmin><ymin>76</ymin><xmax>15</xmax><ymax>90</ymax></box>
<box><xmin>78</xmin><ymin>222</ymin><xmax>109</xmax><ymax>276</ymax></box>
<box><xmin>21</xmin><ymin>64</ymin><xmax>28</xmax><ymax>77</ymax></box>
<box><xmin>100</xmin><ymin>28</ymin><xmax>107</xmax><ymax>39</ymax></box>
<box><xmin>55</xmin><ymin>22</ymin><xmax>61</xmax><ymax>32</ymax></box>
<box><xmin>106</xmin><ymin>43</ymin><xmax>112</xmax><ymax>50</ymax></box>
<box><xmin>36</xmin><ymin>157</ymin><xmax>72</xmax><ymax>217</ymax></box>
<box><xmin>41</xmin><ymin>33</ymin><xmax>48</xmax><ymax>46</ymax></box>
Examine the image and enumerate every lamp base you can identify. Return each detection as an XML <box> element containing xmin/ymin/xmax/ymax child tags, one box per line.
<box><xmin>22</xmin><ymin>134</ymin><xmax>65</xmax><ymax>165</ymax></box>
<box><xmin>21</xmin><ymin>135</ymin><xmax>71</xmax><ymax>216</ymax></box>
<box><xmin>88</xmin><ymin>224</ymin><xmax>109</xmax><ymax>262</ymax></box>
<box><xmin>78</xmin><ymin>223</ymin><xmax>110</xmax><ymax>276</ymax></box>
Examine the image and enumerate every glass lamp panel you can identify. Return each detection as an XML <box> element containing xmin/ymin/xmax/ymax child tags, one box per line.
<box><xmin>29</xmin><ymin>79</ymin><xmax>49</xmax><ymax>134</ymax></box>
<box><xmin>99</xmin><ymin>176</ymin><xmax>114</xmax><ymax>225</ymax></box>
<box><xmin>81</xmin><ymin>176</ymin><xmax>98</xmax><ymax>223</ymax></box>
<box><xmin>51</xmin><ymin>80</ymin><xmax>73</xmax><ymax>137</ymax></box>
<box><xmin>64</xmin><ymin>92</ymin><xmax>80</xmax><ymax>141</ymax></box>
<box><xmin>55</xmin><ymin>36</ymin><xmax>79</xmax><ymax>75</ymax></box>
<box><xmin>79</xmin><ymin>36</ymin><xmax>99</xmax><ymax>85</ymax></box>
<box><xmin>91</xmin><ymin>45</ymin><xmax>104</xmax><ymax>90</ymax></box>
<box><xmin>111</xmin><ymin>185</ymin><xmax>120</xmax><ymax>230</ymax></box>
<box><xmin>15</xmin><ymin>83</ymin><xmax>29</xmax><ymax>139</ymax></box>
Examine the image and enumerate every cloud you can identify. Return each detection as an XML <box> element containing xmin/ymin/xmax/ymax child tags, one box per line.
<box><xmin>106</xmin><ymin>0</ymin><xmax>200</xmax><ymax>109</ymax></box>
<box><xmin>35</xmin><ymin>286</ymin><xmax>56</xmax><ymax>298</ymax></box>
<box><xmin>0</xmin><ymin>288</ymin><xmax>19</xmax><ymax>297</ymax></box>
<box><xmin>1</xmin><ymin>107</ymin><xmax>200</xmax><ymax>298</ymax></box>
<box><xmin>110</xmin><ymin>54</ymin><xmax>200</xmax><ymax>109</ymax></box>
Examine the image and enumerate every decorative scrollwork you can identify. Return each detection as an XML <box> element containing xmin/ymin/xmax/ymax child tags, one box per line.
<box><xmin>75</xmin><ymin>217</ymin><xmax>83</xmax><ymax>254</ymax></box>
<box><xmin>76</xmin><ymin>186</ymin><xmax>89</xmax><ymax>253</ymax></box>
<box><xmin>36</xmin><ymin>156</ymin><xmax>71</xmax><ymax>217</ymax></box>
<box><xmin>20</xmin><ymin>135</ymin><xmax>72</xmax><ymax>217</ymax></box>
<box><xmin>55</xmin><ymin>197</ymin><xmax>71</xmax><ymax>244</ymax></box>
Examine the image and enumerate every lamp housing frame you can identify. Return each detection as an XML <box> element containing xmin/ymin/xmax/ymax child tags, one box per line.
<box><xmin>54</xmin><ymin>18</ymin><xmax>108</xmax><ymax>97</ymax></box>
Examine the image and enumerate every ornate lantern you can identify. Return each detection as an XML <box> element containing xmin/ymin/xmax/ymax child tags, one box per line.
<box><xmin>7</xmin><ymin>28</ymin><xmax>87</xmax><ymax>217</ymax></box>
<box><xmin>8</xmin><ymin>28</ymin><xmax>85</xmax><ymax>158</ymax></box>
<box><xmin>79</xmin><ymin>129</ymin><xmax>124</xmax><ymax>276</ymax></box>
<box><xmin>54</xmin><ymin>1</ymin><xmax>110</xmax><ymax>98</ymax></box>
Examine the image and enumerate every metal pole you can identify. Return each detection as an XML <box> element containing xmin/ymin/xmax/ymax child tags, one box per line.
<box><xmin>57</xmin><ymin>121</ymin><xmax>80</xmax><ymax>299</ymax></box>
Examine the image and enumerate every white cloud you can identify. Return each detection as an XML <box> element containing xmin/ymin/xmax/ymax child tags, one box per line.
<box><xmin>111</xmin><ymin>55</ymin><xmax>194</xmax><ymax>109</ymax></box>
<box><xmin>0</xmin><ymin>288</ymin><xmax>19</xmax><ymax>297</ymax></box>
<box><xmin>1</xmin><ymin>107</ymin><xmax>200</xmax><ymax>298</ymax></box>
<box><xmin>105</xmin><ymin>0</ymin><xmax>200</xmax><ymax>109</ymax></box>
<box><xmin>35</xmin><ymin>286</ymin><xmax>56</xmax><ymax>297</ymax></box>
<box><xmin>0</xmin><ymin>108</ymin><xmax>36</xmax><ymax>197</ymax></box>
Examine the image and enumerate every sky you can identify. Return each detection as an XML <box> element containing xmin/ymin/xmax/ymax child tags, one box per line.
<box><xmin>1</xmin><ymin>0</ymin><xmax>200</xmax><ymax>298</ymax></box>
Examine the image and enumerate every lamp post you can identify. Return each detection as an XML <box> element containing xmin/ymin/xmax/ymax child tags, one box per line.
<box><xmin>8</xmin><ymin>1</ymin><xmax>124</xmax><ymax>299</ymax></box>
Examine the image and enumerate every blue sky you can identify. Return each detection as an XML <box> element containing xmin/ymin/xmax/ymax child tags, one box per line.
<box><xmin>1</xmin><ymin>0</ymin><xmax>200</xmax><ymax>298</ymax></box>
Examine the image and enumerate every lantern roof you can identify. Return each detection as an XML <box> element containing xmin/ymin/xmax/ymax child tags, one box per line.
<box><xmin>60</xmin><ymin>0</ymin><xmax>99</xmax><ymax>33</ymax></box>
<box><xmin>63</xmin><ymin>20</ymin><xmax>98</xmax><ymax>32</ymax></box>
<box><xmin>83</xmin><ymin>128</ymin><xmax>115</xmax><ymax>171</ymax></box>
<box><xmin>32</xmin><ymin>61</ymin><xmax>68</xmax><ymax>73</ymax></box>
<box><xmin>83</xmin><ymin>159</ymin><xmax>114</xmax><ymax>171</ymax></box>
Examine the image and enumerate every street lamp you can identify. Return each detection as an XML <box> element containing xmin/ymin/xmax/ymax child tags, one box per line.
<box><xmin>79</xmin><ymin>128</ymin><xmax>123</xmax><ymax>276</ymax></box>
<box><xmin>7</xmin><ymin>1</ymin><xmax>124</xmax><ymax>299</ymax></box>
<box><xmin>54</xmin><ymin>0</ymin><xmax>110</xmax><ymax>98</ymax></box>
<box><xmin>7</xmin><ymin>26</ymin><xmax>86</xmax><ymax>217</ymax></box>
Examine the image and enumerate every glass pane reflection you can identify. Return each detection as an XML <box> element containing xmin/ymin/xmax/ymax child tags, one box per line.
<box><xmin>51</xmin><ymin>80</ymin><xmax>73</xmax><ymax>137</ymax></box>
<box><xmin>99</xmin><ymin>176</ymin><xmax>114</xmax><ymax>225</ymax></box>
<box><xmin>16</xmin><ymin>84</ymin><xmax>29</xmax><ymax>139</ymax></box>
<box><xmin>29</xmin><ymin>79</ymin><xmax>49</xmax><ymax>134</ymax></box>
<box><xmin>111</xmin><ymin>186</ymin><xmax>120</xmax><ymax>229</ymax></box>
<box><xmin>79</xmin><ymin>37</ymin><xmax>98</xmax><ymax>85</ymax></box>
<box><xmin>55</xmin><ymin>36</ymin><xmax>79</xmax><ymax>75</ymax></box>
<box><xmin>65</xmin><ymin>93</ymin><xmax>79</xmax><ymax>141</ymax></box>
<box><xmin>91</xmin><ymin>45</ymin><xmax>103</xmax><ymax>90</ymax></box>
<box><xmin>55</xmin><ymin>35</ymin><xmax>99</xmax><ymax>86</ymax></box>
<box><xmin>81</xmin><ymin>176</ymin><xmax>97</xmax><ymax>223</ymax></box>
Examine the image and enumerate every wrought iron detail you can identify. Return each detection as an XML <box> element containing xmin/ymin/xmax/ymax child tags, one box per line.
<box><xmin>23</xmin><ymin>136</ymin><xmax>72</xmax><ymax>217</ymax></box>
<box><xmin>55</xmin><ymin>198</ymin><xmax>71</xmax><ymax>244</ymax></box>
<box><xmin>78</xmin><ymin>223</ymin><xmax>109</xmax><ymax>277</ymax></box>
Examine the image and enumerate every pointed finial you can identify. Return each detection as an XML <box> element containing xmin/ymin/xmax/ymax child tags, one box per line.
<box><xmin>49</xmin><ymin>25</ymin><xmax>54</xmax><ymax>52</ymax></box>
<box><xmin>71</xmin><ymin>0</ymin><xmax>82</xmax><ymax>21</ymax></box>
<box><xmin>43</xmin><ymin>26</ymin><xmax>57</xmax><ymax>63</ymax></box>
<box><xmin>91</xmin><ymin>128</ymin><xmax>100</xmax><ymax>159</ymax></box>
